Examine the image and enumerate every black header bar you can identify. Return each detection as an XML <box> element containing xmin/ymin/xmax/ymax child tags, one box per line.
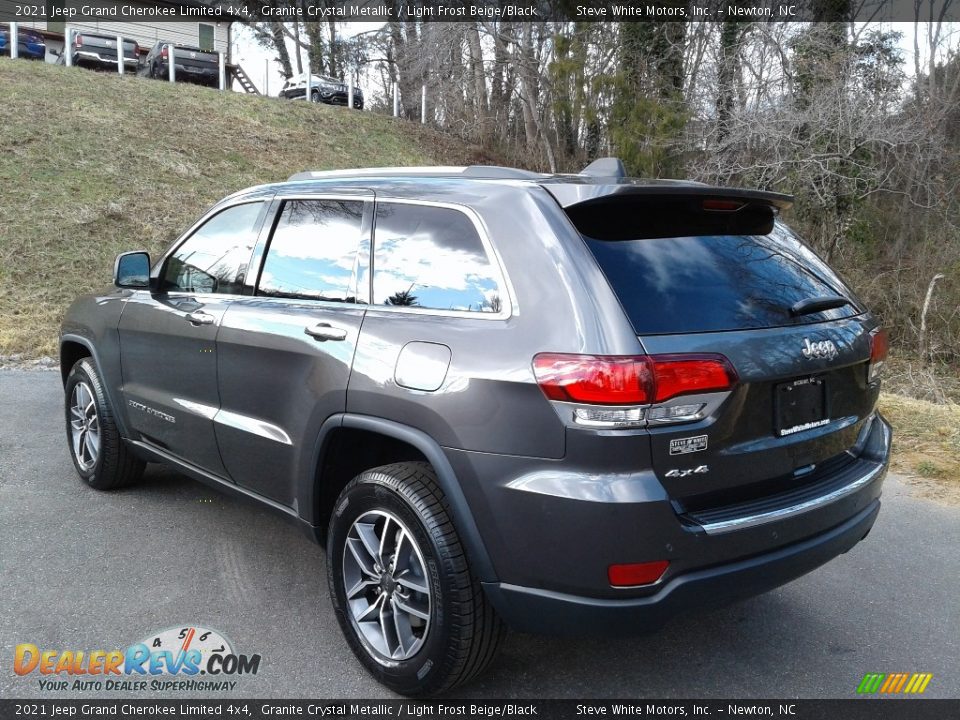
<box><xmin>1</xmin><ymin>1</ymin><xmax>959</xmax><ymax>24</ymax></box>
<box><xmin>0</xmin><ymin>699</ymin><xmax>957</xmax><ymax>720</ymax></box>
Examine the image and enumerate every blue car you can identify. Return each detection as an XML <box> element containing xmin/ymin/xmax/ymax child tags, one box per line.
<box><xmin>0</xmin><ymin>24</ymin><xmax>46</xmax><ymax>60</ymax></box>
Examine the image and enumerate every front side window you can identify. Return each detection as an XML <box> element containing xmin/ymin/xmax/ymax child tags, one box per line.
<box><xmin>162</xmin><ymin>202</ymin><xmax>263</xmax><ymax>294</ymax></box>
<box><xmin>257</xmin><ymin>199</ymin><xmax>365</xmax><ymax>302</ymax></box>
<box><xmin>372</xmin><ymin>203</ymin><xmax>503</xmax><ymax>313</ymax></box>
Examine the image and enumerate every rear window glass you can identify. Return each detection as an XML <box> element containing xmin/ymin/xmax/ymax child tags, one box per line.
<box><xmin>584</xmin><ymin>222</ymin><xmax>861</xmax><ymax>335</ymax></box>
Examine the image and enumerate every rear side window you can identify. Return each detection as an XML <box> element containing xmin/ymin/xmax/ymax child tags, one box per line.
<box><xmin>162</xmin><ymin>202</ymin><xmax>263</xmax><ymax>294</ymax></box>
<box><xmin>583</xmin><ymin>222</ymin><xmax>861</xmax><ymax>335</ymax></box>
<box><xmin>258</xmin><ymin>199</ymin><xmax>365</xmax><ymax>302</ymax></box>
<box><xmin>372</xmin><ymin>203</ymin><xmax>503</xmax><ymax>313</ymax></box>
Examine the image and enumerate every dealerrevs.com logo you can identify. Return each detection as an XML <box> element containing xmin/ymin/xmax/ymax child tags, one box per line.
<box><xmin>14</xmin><ymin>626</ymin><xmax>261</xmax><ymax>692</ymax></box>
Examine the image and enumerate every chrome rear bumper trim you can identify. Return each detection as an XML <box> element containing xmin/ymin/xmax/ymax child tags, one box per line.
<box><xmin>699</xmin><ymin>417</ymin><xmax>890</xmax><ymax>535</ymax></box>
<box><xmin>699</xmin><ymin>463</ymin><xmax>886</xmax><ymax>535</ymax></box>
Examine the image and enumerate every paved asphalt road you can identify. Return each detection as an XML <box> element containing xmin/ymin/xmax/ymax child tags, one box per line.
<box><xmin>1</xmin><ymin>369</ymin><xmax>958</xmax><ymax>700</ymax></box>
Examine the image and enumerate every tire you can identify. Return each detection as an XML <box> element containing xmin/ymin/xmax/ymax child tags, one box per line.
<box><xmin>64</xmin><ymin>358</ymin><xmax>145</xmax><ymax>490</ymax></box>
<box><xmin>327</xmin><ymin>461</ymin><xmax>505</xmax><ymax>696</ymax></box>
<box><xmin>311</xmin><ymin>89</ymin><xmax>320</xmax><ymax>103</ymax></box>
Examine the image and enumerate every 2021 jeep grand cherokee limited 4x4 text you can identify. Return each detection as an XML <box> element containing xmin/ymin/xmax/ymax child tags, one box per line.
<box><xmin>61</xmin><ymin>160</ymin><xmax>891</xmax><ymax>695</ymax></box>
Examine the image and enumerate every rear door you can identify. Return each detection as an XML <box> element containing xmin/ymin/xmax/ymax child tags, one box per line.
<box><xmin>568</xmin><ymin>194</ymin><xmax>878</xmax><ymax>508</ymax></box>
<box><xmin>118</xmin><ymin>200</ymin><xmax>269</xmax><ymax>476</ymax></box>
<box><xmin>214</xmin><ymin>192</ymin><xmax>372</xmax><ymax>506</ymax></box>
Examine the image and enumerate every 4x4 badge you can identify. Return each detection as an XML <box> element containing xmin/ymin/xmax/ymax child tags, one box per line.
<box><xmin>801</xmin><ymin>338</ymin><xmax>838</xmax><ymax>360</ymax></box>
<box><xmin>665</xmin><ymin>465</ymin><xmax>709</xmax><ymax>478</ymax></box>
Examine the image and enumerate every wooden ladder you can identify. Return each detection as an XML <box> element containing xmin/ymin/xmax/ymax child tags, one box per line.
<box><xmin>230</xmin><ymin>64</ymin><xmax>260</xmax><ymax>95</ymax></box>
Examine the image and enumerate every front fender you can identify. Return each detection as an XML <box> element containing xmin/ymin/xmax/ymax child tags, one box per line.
<box><xmin>60</xmin><ymin>289</ymin><xmax>131</xmax><ymax>437</ymax></box>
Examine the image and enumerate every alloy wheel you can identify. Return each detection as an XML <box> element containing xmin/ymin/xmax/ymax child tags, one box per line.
<box><xmin>69</xmin><ymin>381</ymin><xmax>100</xmax><ymax>471</ymax></box>
<box><xmin>342</xmin><ymin>509</ymin><xmax>432</xmax><ymax>662</ymax></box>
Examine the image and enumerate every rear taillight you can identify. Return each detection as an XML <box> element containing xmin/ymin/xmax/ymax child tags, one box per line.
<box><xmin>532</xmin><ymin>355</ymin><xmax>653</xmax><ymax>405</ymax></box>
<box><xmin>649</xmin><ymin>354</ymin><xmax>738</xmax><ymax>403</ymax></box>
<box><xmin>75</xmin><ymin>34</ymin><xmax>82</xmax><ymax>48</ymax></box>
<box><xmin>161</xmin><ymin>46</ymin><xmax>168</xmax><ymax>59</ymax></box>
<box><xmin>608</xmin><ymin>560</ymin><xmax>670</xmax><ymax>587</ymax></box>
<box><xmin>869</xmin><ymin>328</ymin><xmax>889</xmax><ymax>383</ymax></box>
<box><xmin>532</xmin><ymin>352</ymin><xmax>737</xmax><ymax>427</ymax></box>
<box><xmin>132</xmin><ymin>43</ymin><xmax>139</xmax><ymax>58</ymax></box>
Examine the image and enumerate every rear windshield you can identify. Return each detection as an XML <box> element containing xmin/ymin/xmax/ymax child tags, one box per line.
<box><xmin>583</xmin><ymin>222</ymin><xmax>862</xmax><ymax>335</ymax></box>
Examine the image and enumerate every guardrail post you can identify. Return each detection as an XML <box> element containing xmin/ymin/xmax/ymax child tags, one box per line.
<box><xmin>9</xmin><ymin>22</ymin><xmax>18</xmax><ymax>59</ymax></box>
<box><xmin>64</xmin><ymin>26</ymin><xmax>72</xmax><ymax>66</ymax></box>
<box><xmin>421</xmin><ymin>84</ymin><xmax>426</xmax><ymax>124</ymax></box>
<box><xmin>117</xmin><ymin>34</ymin><xmax>124</xmax><ymax>75</ymax></box>
<box><xmin>168</xmin><ymin>44</ymin><xmax>175</xmax><ymax>83</ymax></box>
<box><xmin>393</xmin><ymin>83</ymin><xmax>399</xmax><ymax>117</ymax></box>
<box><xmin>348</xmin><ymin>78</ymin><xmax>353</xmax><ymax>109</ymax></box>
<box><xmin>218</xmin><ymin>52</ymin><xmax>226</xmax><ymax>91</ymax></box>
<box><xmin>304</xmin><ymin>57</ymin><xmax>311</xmax><ymax>102</ymax></box>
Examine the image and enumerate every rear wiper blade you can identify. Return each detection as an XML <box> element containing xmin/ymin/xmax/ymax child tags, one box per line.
<box><xmin>790</xmin><ymin>295</ymin><xmax>852</xmax><ymax>316</ymax></box>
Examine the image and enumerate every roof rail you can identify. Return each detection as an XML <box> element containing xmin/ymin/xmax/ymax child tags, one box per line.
<box><xmin>580</xmin><ymin>157</ymin><xmax>626</xmax><ymax>179</ymax></box>
<box><xmin>288</xmin><ymin>167</ymin><xmax>467</xmax><ymax>182</ymax></box>
<box><xmin>286</xmin><ymin>165</ymin><xmax>544</xmax><ymax>183</ymax></box>
<box><xmin>462</xmin><ymin>165</ymin><xmax>545</xmax><ymax>179</ymax></box>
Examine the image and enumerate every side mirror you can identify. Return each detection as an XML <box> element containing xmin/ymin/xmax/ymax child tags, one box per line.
<box><xmin>114</xmin><ymin>251</ymin><xmax>151</xmax><ymax>289</ymax></box>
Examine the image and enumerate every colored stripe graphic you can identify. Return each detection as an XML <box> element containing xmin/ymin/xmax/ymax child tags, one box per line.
<box><xmin>879</xmin><ymin>674</ymin><xmax>897</xmax><ymax>693</ymax></box>
<box><xmin>857</xmin><ymin>673</ymin><xmax>932</xmax><ymax>694</ymax></box>
<box><xmin>857</xmin><ymin>673</ymin><xmax>885</xmax><ymax>694</ymax></box>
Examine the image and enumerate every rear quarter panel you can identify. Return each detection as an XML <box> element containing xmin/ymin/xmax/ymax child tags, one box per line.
<box><xmin>346</xmin><ymin>185</ymin><xmax>643</xmax><ymax>459</ymax></box>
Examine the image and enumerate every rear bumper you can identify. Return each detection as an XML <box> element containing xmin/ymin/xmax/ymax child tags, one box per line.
<box><xmin>449</xmin><ymin>412</ymin><xmax>890</xmax><ymax>633</ymax></box>
<box><xmin>155</xmin><ymin>61</ymin><xmax>217</xmax><ymax>83</ymax></box>
<box><xmin>74</xmin><ymin>51</ymin><xmax>138</xmax><ymax>68</ymax></box>
<box><xmin>483</xmin><ymin>498</ymin><xmax>880</xmax><ymax>635</ymax></box>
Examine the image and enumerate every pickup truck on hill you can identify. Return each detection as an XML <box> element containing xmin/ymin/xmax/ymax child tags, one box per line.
<box><xmin>142</xmin><ymin>41</ymin><xmax>219</xmax><ymax>88</ymax></box>
<box><xmin>58</xmin><ymin>31</ymin><xmax>139</xmax><ymax>71</ymax></box>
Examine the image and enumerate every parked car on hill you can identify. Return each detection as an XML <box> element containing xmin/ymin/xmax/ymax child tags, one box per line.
<box><xmin>281</xmin><ymin>72</ymin><xmax>364</xmax><ymax>109</ymax></box>
<box><xmin>61</xmin><ymin>159</ymin><xmax>891</xmax><ymax>696</ymax></box>
<box><xmin>142</xmin><ymin>41</ymin><xmax>219</xmax><ymax>88</ymax></box>
<box><xmin>57</xmin><ymin>31</ymin><xmax>139</xmax><ymax>71</ymax></box>
<box><xmin>0</xmin><ymin>24</ymin><xmax>46</xmax><ymax>60</ymax></box>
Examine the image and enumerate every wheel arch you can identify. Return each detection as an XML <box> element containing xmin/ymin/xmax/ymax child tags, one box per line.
<box><xmin>60</xmin><ymin>337</ymin><xmax>94</xmax><ymax>386</ymax></box>
<box><xmin>308</xmin><ymin>414</ymin><xmax>498</xmax><ymax>583</ymax></box>
<box><xmin>60</xmin><ymin>334</ymin><xmax>131</xmax><ymax>438</ymax></box>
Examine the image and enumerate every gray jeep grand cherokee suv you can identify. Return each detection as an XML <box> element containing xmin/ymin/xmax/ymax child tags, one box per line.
<box><xmin>61</xmin><ymin>160</ymin><xmax>891</xmax><ymax>695</ymax></box>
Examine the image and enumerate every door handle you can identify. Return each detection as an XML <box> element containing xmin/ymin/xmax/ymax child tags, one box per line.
<box><xmin>186</xmin><ymin>311</ymin><xmax>215</xmax><ymax>326</ymax></box>
<box><xmin>304</xmin><ymin>322</ymin><xmax>348</xmax><ymax>341</ymax></box>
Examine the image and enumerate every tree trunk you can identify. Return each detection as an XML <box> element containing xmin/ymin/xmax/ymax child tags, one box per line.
<box><xmin>466</xmin><ymin>23</ymin><xmax>489</xmax><ymax>138</ymax></box>
<box><xmin>270</xmin><ymin>22</ymin><xmax>293</xmax><ymax>79</ymax></box>
<box><xmin>292</xmin><ymin>20</ymin><xmax>303</xmax><ymax>74</ymax></box>
<box><xmin>716</xmin><ymin>20</ymin><xmax>739</xmax><ymax>147</ymax></box>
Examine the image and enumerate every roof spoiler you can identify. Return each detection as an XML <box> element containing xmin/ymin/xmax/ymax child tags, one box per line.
<box><xmin>546</xmin><ymin>183</ymin><xmax>794</xmax><ymax>211</ymax></box>
<box><xmin>580</xmin><ymin>157</ymin><xmax>627</xmax><ymax>179</ymax></box>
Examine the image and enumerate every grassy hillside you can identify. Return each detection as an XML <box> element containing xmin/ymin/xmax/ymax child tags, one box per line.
<box><xmin>0</xmin><ymin>58</ymin><xmax>493</xmax><ymax>358</ymax></box>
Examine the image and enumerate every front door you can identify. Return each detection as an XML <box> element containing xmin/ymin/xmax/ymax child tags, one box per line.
<box><xmin>118</xmin><ymin>200</ymin><xmax>270</xmax><ymax>477</ymax></box>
